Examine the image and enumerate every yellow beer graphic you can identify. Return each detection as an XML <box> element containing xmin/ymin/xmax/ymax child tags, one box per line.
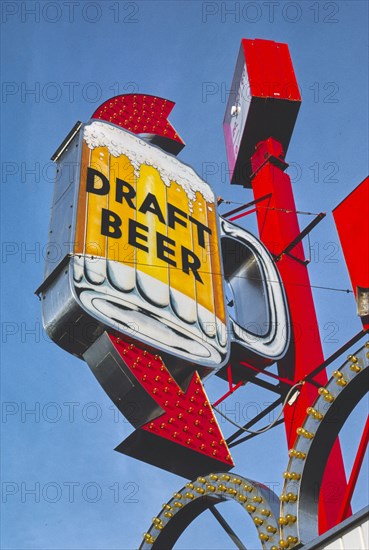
<box><xmin>166</xmin><ymin>181</ymin><xmax>197</xmax><ymax>324</ymax></box>
<box><xmin>136</xmin><ymin>165</ymin><xmax>170</xmax><ymax>308</ymax></box>
<box><xmin>107</xmin><ymin>152</ymin><xmax>136</xmax><ymax>292</ymax></box>
<box><xmin>73</xmin><ymin>120</ymin><xmax>228</xmax><ymax>368</ymax></box>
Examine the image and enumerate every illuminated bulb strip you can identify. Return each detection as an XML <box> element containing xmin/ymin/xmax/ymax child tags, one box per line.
<box><xmin>232</xmin><ymin>477</ymin><xmax>243</xmax><ymax>485</ymax></box>
<box><xmin>143</xmin><ymin>533</ymin><xmax>155</xmax><ymax>544</ymax></box>
<box><xmin>332</xmin><ymin>370</ymin><xmax>342</xmax><ymax>378</ymax></box>
<box><xmin>279</xmin><ymin>536</ymin><xmax>299</xmax><ymax>548</ymax></box>
<box><xmin>306</xmin><ymin>407</ymin><xmax>324</xmax><ymax>421</ymax></box>
<box><xmin>152</xmin><ymin>517</ymin><xmax>161</xmax><ymax>525</ymax></box>
<box><xmin>318</xmin><ymin>387</ymin><xmax>335</xmax><ymax>402</ymax></box>
<box><xmin>288</xmin><ymin>449</ymin><xmax>306</xmax><ymax>460</ymax></box>
<box><xmin>296</xmin><ymin>427</ymin><xmax>314</xmax><ymax>439</ymax></box>
<box><xmin>280</xmin><ymin>493</ymin><xmax>297</xmax><ymax>503</ymax></box>
<box><xmin>283</xmin><ymin>472</ymin><xmax>301</xmax><ymax>481</ymax></box>
<box><xmin>279</xmin><ymin>343</ymin><xmax>368</xmax><ymax>548</ymax></box>
<box><xmin>139</xmin><ymin>472</ymin><xmax>280</xmax><ymax>549</ymax></box>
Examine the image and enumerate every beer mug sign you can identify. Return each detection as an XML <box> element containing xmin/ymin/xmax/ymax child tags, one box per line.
<box><xmin>39</xmin><ymin>118</ymin><xmax>229</xmax><ymax>371</ymax></box>
<box><xmin>37</xmin><ymin>94</ymin><xmax>291</xmax><ymax>476</ymax></box>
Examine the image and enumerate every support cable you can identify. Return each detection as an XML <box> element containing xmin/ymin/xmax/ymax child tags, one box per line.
<box><xmin>213</xmin><ymin>381</ymin><xmax>304</xmax><ymax>435</ymax></box>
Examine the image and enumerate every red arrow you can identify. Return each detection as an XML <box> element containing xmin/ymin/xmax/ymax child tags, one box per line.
<box><xmin>109</xmin><ymin>335</ymin><xmax>234</xmax><ymax>478</ymax></box>
<box><xmin>91</xmin><ymin>93</ymin><xmax>185</xmax><ymax>155</ymax></box>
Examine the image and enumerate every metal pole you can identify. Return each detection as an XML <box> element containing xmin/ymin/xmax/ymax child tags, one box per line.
<box><xmin>209</xmin><ymin>506</ymin><xmax>247</xmax><ymax>550</ymax></box>
<box><xmin>249</xmin><ymin>137</ymin><xmax>350</xmax><ymax>532</ymax></box>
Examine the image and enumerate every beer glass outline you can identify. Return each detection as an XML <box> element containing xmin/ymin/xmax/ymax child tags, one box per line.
<box><xmin>220</xmin><ymin>217</ymin><xmax>290</xmax><ymax>363</ymax></box>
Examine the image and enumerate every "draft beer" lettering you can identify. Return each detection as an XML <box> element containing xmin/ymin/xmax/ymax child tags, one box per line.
<box><xmin>86</xmin><ymin>167</ymin><xmax>212</xmax><ymax>283</ymax></box>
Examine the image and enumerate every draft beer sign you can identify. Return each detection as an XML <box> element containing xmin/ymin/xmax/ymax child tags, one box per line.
<box><xmin>37</xmin><ymin>94</ymin><xmax>290</xmax><ymax>476</ymax></box>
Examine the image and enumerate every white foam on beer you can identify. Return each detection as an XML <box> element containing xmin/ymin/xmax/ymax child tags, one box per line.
<box><xmin>83</xmin><ymin>121</ymin><xmax>215</xmax><ymax>204</ymax></box>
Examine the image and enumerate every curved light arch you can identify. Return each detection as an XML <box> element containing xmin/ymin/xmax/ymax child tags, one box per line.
<box><xmin>279</xmin><ymin>342</ymin><xmax>369</xmax><ymax>547</ymax></box>
<box><xmin>140</xmin><ymin>473</ymin><xmax>281</xmax><ymax>549</ymax></box>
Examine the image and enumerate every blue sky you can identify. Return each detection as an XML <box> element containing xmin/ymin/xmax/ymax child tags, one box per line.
<box><xmin>1</xmin><ymin>1</ymin><xmax>368</xmax><ymax>549</ymax></box>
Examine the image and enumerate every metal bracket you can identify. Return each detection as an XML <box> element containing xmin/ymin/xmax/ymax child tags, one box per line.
<box><xmin>275</xmin><ymin>212</ymin><xmax>326</xmax><ymax>261</ymax></box>
<box><xmin>222</xmin><ymin>193</ymin><xmax>272</xmax><ymax>218</ymax></box>
<box><xmin>285</xmin><ymin>251</ymin><xmax>311</xmax><ymax>266</ymax></box>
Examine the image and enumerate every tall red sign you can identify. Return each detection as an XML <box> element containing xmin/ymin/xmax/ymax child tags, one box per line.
<box><xmin>223</xmin><ymin>38</ymin><xmax>349</xmax><ymax>532</ymax></box>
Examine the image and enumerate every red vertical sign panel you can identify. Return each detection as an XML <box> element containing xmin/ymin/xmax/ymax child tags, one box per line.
<box><xmin>333</xmin><ymin>177</ymin><xmax>369</xmax><ymax>330</ymax></box>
